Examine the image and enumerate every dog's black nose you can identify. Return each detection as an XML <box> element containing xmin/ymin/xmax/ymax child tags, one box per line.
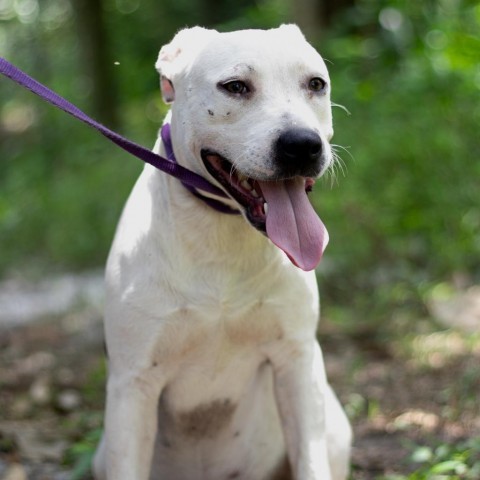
<box><xmin>275</xmin><ymin>128</ymin><xmax>323</xmax><ymax>177</ymax></box>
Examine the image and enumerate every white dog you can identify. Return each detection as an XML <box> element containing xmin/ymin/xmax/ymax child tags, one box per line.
<box><xmin>93</xmin><ymin>25</ymin><xmax>351</xmax><ymax>480</ymax></box>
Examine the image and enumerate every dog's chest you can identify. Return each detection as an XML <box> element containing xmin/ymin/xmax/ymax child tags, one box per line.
<box><xmin>148</xmin><ymin>264</ymin><xmax>319</xmax><ymax>387</ymax></box>
<box><xmin>149</xmin><ymin>295</ymin><xmax>283</xmax><ymax>407</ymax></box>
<box><xmin>160</xmin><ymin>297</ymin><xmax>281</xmax><ymax>369</ymax></box>
<box><xmin>134</xmin><ymin>254</ymin><xmax>319</xmax><ymax>444</ymax></box>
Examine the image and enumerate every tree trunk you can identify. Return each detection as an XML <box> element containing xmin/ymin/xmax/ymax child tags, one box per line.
<box><xmin>292</xmin><ymin>0</ymin><xmax>356</xmax><ymax>41</ymax></box>
<box><xmin>322</xmin><ymin>0</ymin><xmax>356</xmax><ymax>26</ymax></box>
<box><xmin>71</xmin><ymin>0</ymin><xmax>119</xmax><ymax>128</ymax></box>
<box><xmin>292</xmin><ymin>0</ymin><xmax>323</xmax><ymax>42</ymax></box>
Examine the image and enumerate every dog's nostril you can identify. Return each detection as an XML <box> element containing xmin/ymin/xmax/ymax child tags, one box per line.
<box><xmin>309</xmin><ymin>142</ymin><xmax>321</xmax><ymax>156</ymax></box>
<box><xmin>277</xmin><ymin>128</ymin><xmax>323</xmax><ymax>162</ymax></box>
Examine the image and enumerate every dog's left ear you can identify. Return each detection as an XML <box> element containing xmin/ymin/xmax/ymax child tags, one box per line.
<box><xmin>159</xmin><ymin>77</ymin><xmax>175</xmax><ymax>104</ymax></box>
<box><xmin>156</xmin><ymin>27</ymin><xmax>219</xmax><ymax>103</ymax></box>
<box><xmin>277</xmin><ymin>23</ymin><xmax>306</xmax><ymax>39</ymax></box>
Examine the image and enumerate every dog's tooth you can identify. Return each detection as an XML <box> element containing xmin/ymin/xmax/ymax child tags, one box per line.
<box><xmin>264</xmin><ymin>203</ymin><xmax>268</xmax><ymax>214</ymax></box>
<box><xmin>251</xmin><ymin>189</ymin><xmax>259</xmax><ymax>198</ymax></box>
<box><xmin>241</xmin><ymin>179</ymin><xmax>251</xmax><ymax>191</ymax></box>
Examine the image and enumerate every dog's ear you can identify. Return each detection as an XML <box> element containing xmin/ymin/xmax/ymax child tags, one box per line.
<box><xmin>156</xmin><ymin>27</ymin><xmax>219</xmax><ymax>104</ymax></box>
<box><xmin>159</xmin><ymin>77</ymin><xmax>175</xmax><ymax>104</ymax></box>
<box><xmin>277</xmin><ymin>24</ymin><xmax>306</xmax><ymax>40</ymax></box>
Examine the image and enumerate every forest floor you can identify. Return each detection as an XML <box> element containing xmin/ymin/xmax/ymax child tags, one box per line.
<box><xmin>0</xmin><ymin>274</ymin><xmax>479</xmax><ymax>480</ymax></box>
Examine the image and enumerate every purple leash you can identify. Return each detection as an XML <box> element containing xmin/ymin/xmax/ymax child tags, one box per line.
<box><xmin>0</xmin><ymin>56</ymin><xmax>239</xmax><ymax>215</ymax></box>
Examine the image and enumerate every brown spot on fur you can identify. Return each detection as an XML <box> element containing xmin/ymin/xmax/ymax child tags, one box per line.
<box><xmin>227</xmin><ymin>471</ymin><xmax>241</xmax><ymax>479</ymax></box>
<box><xmin>177</xmin><ymin>399</ymin><xmax>235</xmax><ymax>439</ymax></box>
<box><xmin>265</xmin><ymin>455</ymin><xmax>292</xmax><ymax>480</ymax></box>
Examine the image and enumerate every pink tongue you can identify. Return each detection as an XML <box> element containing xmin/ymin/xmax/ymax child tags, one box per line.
<box><xmin>259</xmin><ymin>178</ymin><xmax>328</xmax><ymax>271</ymax></box>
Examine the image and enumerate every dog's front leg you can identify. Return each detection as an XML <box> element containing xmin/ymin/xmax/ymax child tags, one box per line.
<box><xmin>103</xmin><ymin>368</ymin><xmax>165</xmax><ymax>480</ymax></box>
<box><xmin>269</xmin><ymin>339</ymin><xmax>333</xmax><ymax>480</ymax></box>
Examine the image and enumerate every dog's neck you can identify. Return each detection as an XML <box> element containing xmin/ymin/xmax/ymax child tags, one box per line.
<box><xmin>144</xmin><ymin>138</ymin><xmax>279</xmax><ymax>274</ymax></box>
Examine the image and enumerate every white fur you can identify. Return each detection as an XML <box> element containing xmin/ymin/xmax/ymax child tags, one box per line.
<box><xmin>93</xmin><ymin>25</ymin><xmax>351</xmax><ymax>480</ymax></box>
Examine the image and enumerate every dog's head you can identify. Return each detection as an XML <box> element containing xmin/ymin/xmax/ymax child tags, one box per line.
<box><xmin>156</xmin><ymin>25</ymin><xmax>333</xmax><ymax>271</ymax></box>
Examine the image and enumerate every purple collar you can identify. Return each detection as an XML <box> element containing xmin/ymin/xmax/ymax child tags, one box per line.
<box><xmin>0</xmin><ymin>56</ymin><xmax>239</xmax><ymax>215</ymax></box>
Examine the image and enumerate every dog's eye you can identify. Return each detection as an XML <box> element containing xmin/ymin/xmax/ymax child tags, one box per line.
<box><xmin>308</xmin><ymin>77</ymin><xmax>327</xmax><ymax>93</ymax></box>
<box><xmin>221</xmin><ymin>80</ymin><xmax>249</xmax><ymax>95</ymax></box>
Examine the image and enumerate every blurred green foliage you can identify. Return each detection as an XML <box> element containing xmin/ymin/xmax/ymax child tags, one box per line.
<box><xmin>381</xmin><ymin>438</ymin><xmax>480</xmax><ymax>480</ymax></box>
<box><xmin>315</xmin><ymin>0</ymin><xmax>480</xmax><ymax>326</ymax></box>
<box><xmin>0</xmin><ymin>0</ymin><xmax>479</xmax><ymax>320</ymax></box>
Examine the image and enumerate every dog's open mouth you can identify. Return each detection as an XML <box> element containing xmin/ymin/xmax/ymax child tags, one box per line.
<box><xmin>202</xmin><ymin>151</ymin><xmax>329</xmax><ymax>271</ymax></box>
<box><xmin>202</xmin><ymin>151</ymin><xmax>267</xmax><ymax>231</ymax></box>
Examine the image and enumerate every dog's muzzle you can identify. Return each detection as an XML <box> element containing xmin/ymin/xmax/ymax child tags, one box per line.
<box><xmin>201</xmin><ymin>131</ymin><xmax>329</xmax><ymax>272</ymax></box>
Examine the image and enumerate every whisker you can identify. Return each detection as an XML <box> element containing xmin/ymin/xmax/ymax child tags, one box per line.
<box><xmin>331</xmin><ymin>102</ymin><xmax>351</xmax><ymax>115</ymax></box>
<box><xmin>229</xmin><ymin>152</ymin><xmax>248</xmax><ymax>179</ymax></box>
<box><xmin>331</xmin><ymin>144</ymin><xmax>354</xmax><ymax>163</ymax></box>
<box><xmin>323</xmin><ymin>144</ymin><xmax>353</xmax><ymax>187</ymax></box>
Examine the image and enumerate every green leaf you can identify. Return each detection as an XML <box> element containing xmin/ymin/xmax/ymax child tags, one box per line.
<box><xmin>430</xmin><ymin>459</ymin><xmax>467</xmax><ymax>474</ymax></box>
<box><xmin>411</xmin><ymin>446</ymin><xmax>433</xmax><ymax>463</ymax></box>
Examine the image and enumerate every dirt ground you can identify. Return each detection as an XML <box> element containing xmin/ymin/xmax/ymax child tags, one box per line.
<box><xmin>0</xmin><ymin>300</ymin><xmax>479</xmax><ymax>480</ymax></box>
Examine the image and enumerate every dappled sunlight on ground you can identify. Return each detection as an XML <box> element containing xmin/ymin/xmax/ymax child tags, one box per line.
<box><xmin>0</xmin><ymin>277</ymin><xmax>479</xmax><ymax>479</ymax></box>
